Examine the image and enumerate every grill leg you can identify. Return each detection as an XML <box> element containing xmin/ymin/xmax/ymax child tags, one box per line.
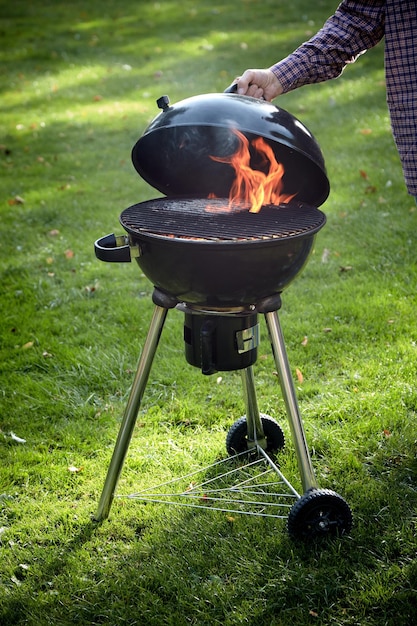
<box><xmin>94</xmin><ymin>304</ymin><xmax>168</xmax><ymax>522</ymax></box>
<box><xmin>241</xmin><ymin>366</ymin><xmax>267</xmax><ymax>449</ymax></box>
<box><xmin>264</xmin><ymin>310</ymin><xmax>318</xmax><ymax>492</ymax></box>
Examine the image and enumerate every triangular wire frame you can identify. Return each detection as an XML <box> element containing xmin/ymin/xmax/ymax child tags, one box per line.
<box><xmin>118</xmin><ymin>446</ymin><xmax>301</xmax><ymax>519</ymax></box>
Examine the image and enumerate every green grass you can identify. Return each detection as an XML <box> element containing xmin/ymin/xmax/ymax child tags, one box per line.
<box><xmin>1</xmin><ymin>0</ymin><xmax>416</xmax><ymax>624</ymax></box>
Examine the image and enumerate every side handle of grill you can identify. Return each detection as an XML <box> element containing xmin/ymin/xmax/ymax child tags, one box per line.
<box><xmin>94</xmin><ymin>233</ymin><xmax>132</xmax><ymax>263</ymax></box>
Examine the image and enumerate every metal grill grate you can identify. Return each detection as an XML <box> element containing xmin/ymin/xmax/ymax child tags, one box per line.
<box><xmin>120</xmin><ymin>198</ymin><xmax>326</xmax><ymax>242</ymax></box>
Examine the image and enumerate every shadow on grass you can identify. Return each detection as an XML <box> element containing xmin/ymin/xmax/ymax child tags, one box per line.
<box><xmin>1</xmin><ymin>449</ymin><xmax>416</xmax><ymax>626</ymax></box>
<box><xmin>0</xmin><ymin>521</ymin><xmax>98</xmax><ymax>625</ymax></box>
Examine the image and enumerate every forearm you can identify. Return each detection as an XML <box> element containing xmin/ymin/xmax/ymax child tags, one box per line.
<box><xmin>271</xmin><ymin>0</ymin><xmax>385</xmax><ymax>93</ymax></box>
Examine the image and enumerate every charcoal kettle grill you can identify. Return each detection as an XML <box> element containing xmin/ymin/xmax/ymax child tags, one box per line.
<box><xmin>93</xmin><ymin>91</ymin><xmax>352</xmax><ymax>539</ymax></box>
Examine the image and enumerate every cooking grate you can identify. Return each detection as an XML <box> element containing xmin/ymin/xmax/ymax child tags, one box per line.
<box><xmin>120</xmin><ymin>197</ymin><xmax>326</xmax><ymax>242</ymax></box>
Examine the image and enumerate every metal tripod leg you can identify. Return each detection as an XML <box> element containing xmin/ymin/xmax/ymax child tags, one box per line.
<box><xmin>264</xmin><ymin>310</ymin><xmax>318</xmax><ymax>492</ymax></box>
<box><xmin>94</xmin><ymin>304</ymin><xmax>168</xmax><ymax>522</ymax></box>
<box><xmin>241</xmin><ymin>366</ymin><xmax>267</xmax><ymax>449</ymax></box>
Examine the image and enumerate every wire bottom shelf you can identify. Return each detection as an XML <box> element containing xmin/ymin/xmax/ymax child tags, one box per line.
<box><xmin>117</xmin><ymin>447</ymin><xmax>300</xmax><ymax>519</ymax></box>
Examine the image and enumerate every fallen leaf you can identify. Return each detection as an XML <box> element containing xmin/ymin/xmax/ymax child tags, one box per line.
<box><xmin>8</xmin><ymin>196</ymin><xmax>25</xmax><ymax>205</ymax></box>
<box><xmin>360</xmin><ymin>128</ymin><xmax>372</xmax><ymax>135</ymax></box>
<box><xmin>301</xmin><ymin>336</ymin><xmax>308</xmax><ymax>347</ymax></box>
<box><xmin>10</xmin><ymin>432</ymin><xmax>26</xmax><ymax>444</ymax></box>
<box><xmin>359</xmin><ymin>170</ymin><xmax>368</xmax><ymax>179</ymax></box>
<box><xmin>48</xmin><ymin>229</ymin><xmax>60</xmax><ymax>237</ymax></box>
<box><xmin>339</xmin><ymin>266</ymin><xmax>353</xmax><ymax>272</ymax></box>
<box><xmin>321</xmin><ymin>248</ymin><xmax>330</xmax><ymax>263</ymax></box>
<box><xmin>93</xmin><ymin>95</ymin><xmax>103</xmax><ymax>101</ymax></box>
<box><xmin>68</xmin><ymin>465</ymin><xmax>83</xmax><ymax>473</ymax></box>
<box><xmin>18</xmin><ymin>563</ymin><xmax>29</xmax><ymax>572</ymax></box>
<box><xmin>22</xmin><ymin>341</ymin><xmax>34</xmax><ymax>350</ymax></box>
<box><xmin>296</xmin><ymin>368</ymin><xmax>304</xmax><ymax>383</ymax></box>
<box><xmin>383</xmin><ymin>429</ymin><xmax>392</xmax><ymax>438</ymax></box>
<box><xmin>64</xmin><ymin>249</ymin><xmax>74</xmax><ymax>259</ymax></box>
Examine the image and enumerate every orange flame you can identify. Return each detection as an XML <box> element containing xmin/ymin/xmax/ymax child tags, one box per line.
<box><xmin>208</xmin><ymin>130</ymin><xmax>296</xmax><ymax>213</ymax></box>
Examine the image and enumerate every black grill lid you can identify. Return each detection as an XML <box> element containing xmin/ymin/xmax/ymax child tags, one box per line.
<box><xmin>131</xmin><ymin>93</ymin><xmax>330</xmax><ymax>207</ymax></box>
<box><xmin>120</xmin><ymin>197</ymin><xmax>326</xmax><ymax>243</ymax></box>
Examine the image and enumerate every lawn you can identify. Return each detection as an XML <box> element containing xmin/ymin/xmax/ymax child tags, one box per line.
<box><xmin>1</xmin><ymin>0</ymin><xmax>416</xmax><ymax>624</ymax></box>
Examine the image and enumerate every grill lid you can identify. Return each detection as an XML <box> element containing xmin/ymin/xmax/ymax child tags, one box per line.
<box><xmin>131</xmin><ymin>93</ymin><xmax>330</xmax><ymax>207</ymax></box>
<box><xmin>120</xmin><ymin>197</ymin><xmax>326</xmax><ymax>243</ymax></box>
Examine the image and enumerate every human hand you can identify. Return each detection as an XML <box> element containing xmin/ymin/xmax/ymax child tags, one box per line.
<box><xmin>236</xmin><ymin>69</ymin><xmax>283</xmax><ymax>101</ymax></box>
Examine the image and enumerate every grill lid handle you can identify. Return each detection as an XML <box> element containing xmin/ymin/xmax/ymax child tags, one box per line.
<box><xmin>94</xmin><ymin>233</ymin><xmax>133</xmax><ymax>263</ymax></box>
<box><xmin>156</xmin><ymin>95</ymin><xmax>170</xmax><ymax>110</ymax></box>
<box><xmin>223</xmin><ymin>82</ymin><xmax>238</xmax><ymax>94</ymax></box>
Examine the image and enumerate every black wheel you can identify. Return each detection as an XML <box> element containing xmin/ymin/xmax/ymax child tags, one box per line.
<box><xmin>226</xmin><ymin>414</ymin><xmax>285</xmax><ymax>456</ymax></box>
<box><xmin>287</xmin><ymin>488</ymin><xmax>352</xmax><ymax>540</ymax></box>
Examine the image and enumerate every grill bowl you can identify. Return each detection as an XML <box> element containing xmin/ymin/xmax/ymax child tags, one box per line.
<box><xmin>119</xmin><ymin>197</ymin><xmax>326</xmax><ymax>306</ymax></box>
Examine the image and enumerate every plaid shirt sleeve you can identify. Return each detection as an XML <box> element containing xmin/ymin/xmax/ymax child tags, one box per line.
<box><xmin>271</xmin><ymin>1</ymin><xmax>386</xmax><ymax>93</ymax></box>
